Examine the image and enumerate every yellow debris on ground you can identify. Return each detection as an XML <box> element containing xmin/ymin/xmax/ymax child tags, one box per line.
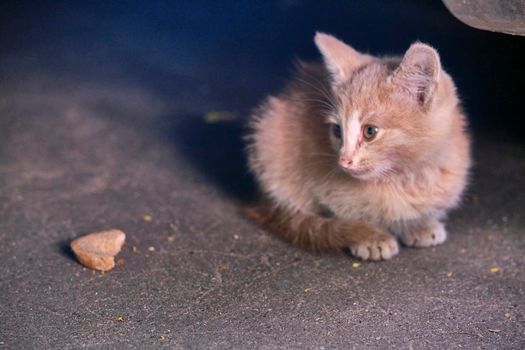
<box><xmin>204</xmin><ymin>111</ymin><xmax>237</xmax><ymax>123</ymax></box>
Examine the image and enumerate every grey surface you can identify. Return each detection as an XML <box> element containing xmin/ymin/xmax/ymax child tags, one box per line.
<box><xmin>443</xmin><ymin>0</ymin><xmax>525</xmax><ymax>35</ymax></box>
<box><xmin>1</xmin><ymin>1</ymin><xmax>524</xmax><ymax>349</ymax></box>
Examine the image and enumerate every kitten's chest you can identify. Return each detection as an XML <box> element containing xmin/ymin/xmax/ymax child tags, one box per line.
<box><xmin>318</xmin><ymin>178</ymin><xmax>445</xmax><ymax>224</ymax></box>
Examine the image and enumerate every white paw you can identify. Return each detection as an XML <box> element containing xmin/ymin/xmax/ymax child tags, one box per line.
<box><xmin>400</xmin><ymin>221</ymin><xmax>447</xmax><ymax>248</ymax></box>
<box><xmin>350</xmin><ymin>234</ymin><xmax>399</xmax><ymax>261</ymax></box>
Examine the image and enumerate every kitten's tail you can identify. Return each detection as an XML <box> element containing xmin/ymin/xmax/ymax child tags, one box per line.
<box><xmin>244</xmin><ymin>205</ymin><xmax>381</xmax><ymax>252</ymax></box>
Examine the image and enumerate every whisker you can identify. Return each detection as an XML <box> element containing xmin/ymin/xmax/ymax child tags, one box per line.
<box><xmin>294</xmin><ymin>76</ymin><xmax>338</xmax><ymax>112</ymax></box>
<box><xmin>286</xmin><ymin>96</ymin><xmax>336</xmax><ymax>115</ymax></box>
<box><xmin>318</xmin><ymin>165</ymin><xmax>341</xmax><ymax>187</ymax></box>
<box><xmin>305</xmin><ymin>159</ymin><xmax>337</xmax><ymax>171</ymax></box>
<box><xmin>308</xmin><ymin>151</ymin><xmax>338</xmax><ymax>158</ymax></box>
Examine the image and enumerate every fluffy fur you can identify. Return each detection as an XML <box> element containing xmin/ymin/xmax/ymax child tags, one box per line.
<box><xmin>245</xmin><ymin>32</ymin><xmax>471</xmax><ymax>260</ymax></box>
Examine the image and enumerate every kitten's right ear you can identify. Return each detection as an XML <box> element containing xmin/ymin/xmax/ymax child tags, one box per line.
<box><xmin>390</xmin><ymin>43</ymin><xmax>441</xmax><ymax>108</ymax></box>
<box><xmin>314</xmin><ymin>32</ymin><xmax>369</xmax><ymax>83</ymax></box>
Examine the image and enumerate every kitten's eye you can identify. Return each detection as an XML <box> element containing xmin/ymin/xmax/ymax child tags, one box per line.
<box><xmin>332</xmin><ymin>124</ymin><xmax>342</xmax><ymax>139</ymax></box>
<box><xmin>363</xmin><ymin>124</ymin><xmax>379</xmax><ymax>141</ymax></box>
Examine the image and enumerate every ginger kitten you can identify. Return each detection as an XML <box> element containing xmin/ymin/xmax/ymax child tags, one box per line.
<box><xmin>246</xmin><ymin>32</ymin><xmax>470</xmax><ymax>260</ymax></box>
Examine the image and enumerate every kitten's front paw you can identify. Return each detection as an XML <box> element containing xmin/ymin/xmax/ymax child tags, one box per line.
<box><xmin>350</xmin><ymin>233</ymin><xmax>399</xmax><ymax>261</ymax></box>
<box><xmin>400</xmin><ymin>221</ymin><xmax>447</xmax><ymax>248</ymax></box>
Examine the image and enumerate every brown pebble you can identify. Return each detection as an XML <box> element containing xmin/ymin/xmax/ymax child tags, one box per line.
<box><xmin>70</xmin><ymin>229</ymin><xmax>126</xmax><ymax>271</ymax></box>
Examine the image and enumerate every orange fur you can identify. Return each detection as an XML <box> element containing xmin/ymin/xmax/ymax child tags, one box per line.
<box><xmin>245</xmin><ymin>32</ymin><xmax>471</xmax><ymax>260</ymax></box>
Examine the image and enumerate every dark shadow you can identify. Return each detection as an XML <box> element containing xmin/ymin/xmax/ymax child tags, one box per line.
<box><xmin>57</xmin><ymin>239</ymin><xmax>76</xmax><ymax>261</ymax></box>
<box><xmin>167</xmin><ymin>114</ymin><xmax>258</xmax><ymax>203</ymax></box>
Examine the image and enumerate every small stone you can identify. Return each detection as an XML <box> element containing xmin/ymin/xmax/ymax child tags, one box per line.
<box><xmin>233</xmin><ymin>234</ymin><xmax>240</xmax><ymax>240</ymax></box>
<box><xmin>490</xmin><ymin>267</ymin><xmax>501</xmax><ymax>273</ymax></box>
<box><xmin>446</xmin><ymin>271</ymin><xmax>453</xmax><ymax>277</ymax></box>
<box><xmin>467</xmin><ymin>193</ymin><xmax>479</xmax><ymax>205</ymax></box>
<box><xmin>352</xmin><ymin>262</ymin><xmax>361</xmax><ymax>268</ymax></box>
<box><xmin>143</xmin><ymin>215</ymin><xmax>153</xmax><ymax>222</ymax></box>
<box><xmin>148</xmin><ymin>246</ymin><xmax>155</xmax><ymax>252</ymax></box>
<box><xmin>70</xmin><ymin>229</ymin><xmax>126</xmax><ymax>271</ymax></box>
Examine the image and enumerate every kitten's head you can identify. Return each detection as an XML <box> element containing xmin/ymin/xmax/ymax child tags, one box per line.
<box><xmin>314</xmin><ymin>32</ymin><xmax>453</xmax><ymax>181</ymax></box>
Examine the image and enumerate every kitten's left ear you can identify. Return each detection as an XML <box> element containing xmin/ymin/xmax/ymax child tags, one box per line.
<box><xmin>390</xmin><ymin>43</ymin><xmax>441</xmax><ymax>108</ymax></box>
<box><xmin>314</xmin><ymin>32</ymin><xmax>369</xmax><ymax>83</ymax></box>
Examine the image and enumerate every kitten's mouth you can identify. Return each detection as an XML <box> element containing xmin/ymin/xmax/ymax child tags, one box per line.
<box><xmin>340</xmin><ymin>166</ymin><xmax>374</xmax><ymax>179</ymax></box>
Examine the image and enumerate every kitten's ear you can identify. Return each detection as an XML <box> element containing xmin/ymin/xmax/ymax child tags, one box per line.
<box><xmin>390</xmin><ymin>43</ymin><xmax>441</xmax><ymax>108</ymax></box>
<box><xmin>314</xmin><ymin>32</ymin><xmax>368</xmax><ymax>83</ymax></box>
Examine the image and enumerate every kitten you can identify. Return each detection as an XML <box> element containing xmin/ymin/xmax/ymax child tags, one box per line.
<box><xmin>245</xmin><ymin>32</ymin><xmax>471</xmax><ymax>260</ymax></box>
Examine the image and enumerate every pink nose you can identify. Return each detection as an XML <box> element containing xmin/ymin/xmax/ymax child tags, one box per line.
<box><xmin>339</xmin><ymin>155</ymin><xmax>353</xmax><ymax>169</ymax></box>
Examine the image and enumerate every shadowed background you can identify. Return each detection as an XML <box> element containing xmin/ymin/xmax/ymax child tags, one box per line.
<box><xmin>0</xmin><ymin>1</ymin><xmax>524</xmax><ymax>348</ymax></box>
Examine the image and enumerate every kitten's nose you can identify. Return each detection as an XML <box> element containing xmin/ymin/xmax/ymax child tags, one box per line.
<box><xmin>338</xmin><ymin>155</ymin><xmax>353</xmax><ymax>169</ymax></box>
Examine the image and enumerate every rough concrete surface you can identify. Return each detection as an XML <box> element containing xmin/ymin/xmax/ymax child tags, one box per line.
<box><xmin>0</xmin><ymin>1</ymin><xmax>524</xmax><ymax>349</ymax></box>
